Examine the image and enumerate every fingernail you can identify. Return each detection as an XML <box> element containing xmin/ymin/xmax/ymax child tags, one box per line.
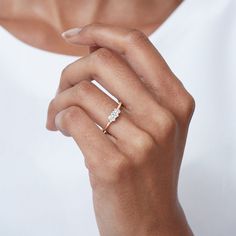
<box><xmin>61</xmin><ymin>28</ymin><xmax>82</xmax><ymax>38</ymax></box>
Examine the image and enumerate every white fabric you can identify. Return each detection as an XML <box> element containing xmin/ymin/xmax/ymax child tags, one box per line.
<box><xmin>0</xmin><ymin>0</ymin><xmax>235</xmax><ymax>235</ymax></box>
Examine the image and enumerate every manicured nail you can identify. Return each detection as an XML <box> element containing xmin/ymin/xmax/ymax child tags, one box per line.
<box><xmin>61</xmin><ymin>28</ymin><xmax>82</xmax><ymax>38</ymax></box>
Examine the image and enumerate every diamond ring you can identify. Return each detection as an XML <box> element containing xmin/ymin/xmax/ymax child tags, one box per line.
<box><xmin>102</xmin><ymin>102</ymin><xmax>122</xmax><ymax>134</ymax></box>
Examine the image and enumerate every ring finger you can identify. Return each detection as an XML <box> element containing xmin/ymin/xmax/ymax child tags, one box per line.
<box><xmin>56</xmin><ymin>48</ymin><xmax>172</xmax><ymax>140</ymax></box>
<box><xmin>47</xmin><ymin>80</ymin><xmax>141</xmax><ymax>141</ymax></box>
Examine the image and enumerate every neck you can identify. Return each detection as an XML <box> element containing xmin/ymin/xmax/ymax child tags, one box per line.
<box><xmin>0</xmin><ymin>0</ymin><xmax>182</xmax><ymax>35</ymax></box>
<box><xmin>36</xmin><ymin>0</ymin><xmax>182</xmax><ymax>31</ymax></box>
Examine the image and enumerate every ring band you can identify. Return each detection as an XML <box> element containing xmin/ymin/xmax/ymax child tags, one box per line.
<box><xmin>102</xmin><ymin>101</ymin><xmax>122</xmax><ymax>134</ymax></box>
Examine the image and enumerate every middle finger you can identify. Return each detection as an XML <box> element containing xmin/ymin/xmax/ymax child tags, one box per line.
<box><xmin>47</xmin><ymin>80</ymin><xmax>140</xmax><ymax>140</ymax></box>
<box><xmin>57</xmin><ymin>47</ymin><xmax>161</xmax><ymax>117</ymax></box>
<box><xmin>56</xmin><ymin>48</ymin><xmax>174</xmax><ymax>141</ymax></box>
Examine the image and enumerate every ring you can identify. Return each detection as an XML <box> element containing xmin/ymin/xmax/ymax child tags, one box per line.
<box><xmin>102</xmin><ymin>101</ymin><xmax>123</xmax><ymax>134</ymax></box>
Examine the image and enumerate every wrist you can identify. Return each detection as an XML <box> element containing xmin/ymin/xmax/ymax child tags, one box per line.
<box><xmin>138</xmin><ymin>202</ymin><xmax>193</xmax><ymax>236</ymax></box>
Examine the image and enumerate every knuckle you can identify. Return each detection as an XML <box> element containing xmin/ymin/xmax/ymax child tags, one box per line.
<box><xmin>59</xmin><ymin>61</ymin><xmax>77</xmax><ymax>89</ymax></box>
<box><xmin>61</xmin><ymin>66</ymin><xmax>69</xmax><ymax>78</ymax></box>
<box><xmin>74</xmin><ymin>80</ymin><xmax>92</xmax><ymax>98</ymax></box>
<box><xmin>126</xmin><ymin>29</ymin><xmax>148</xmax><ymax>45</ymax></box>
<box><xmin>60</xmin><ymin>64</ymin><xmax>71</xmax><ymax>83</ymax></box>
<box><xmin>130</xmin><ymin>131</ymin><xmax>156</xmax><ymax>159</ymax></box>
<box><xmin>92</xmin><ymin>47</ymin><xmax>114</xmax><ymax>64</ymax></box>
<box><xmin>181</xmin><ymin>93</ymin><xmax>196</xmax><ymax>121</ymax></box>
<box><xmin>58</xmin><ymin>106</ymin><xmax>80</xmax><ymax>130</ymax></box>
<box><xmin>157</xmin><ymin>110</ymin><xmax>177</xmax><ymax>141</ymax></box>
<box><xmin>48</xmin><ymin>98</ymin><xmax>56</xmax><ymax>113</ymax></box>
<box><xmin>85</xmin><ymin>157</ymin><xmax>99</xmax><ymax>173</ymax></box>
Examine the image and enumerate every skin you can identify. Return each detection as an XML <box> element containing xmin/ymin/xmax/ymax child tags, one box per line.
<box><xmin>0</xmin><ymin>0</ymin><xmax>182</xmax><ymax>56</ymax></box>
<box><xmin>1</xmin><ymin>0</ymin><xmax>195</xmax><ymax>235</ymax></box>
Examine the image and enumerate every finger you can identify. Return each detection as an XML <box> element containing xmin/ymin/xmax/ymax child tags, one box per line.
<box><xmin>55</xmin><ymin>105</ymin><xmax>125</xmax><ymax>177</ymax></box>
<box><xmin>89</xmin><ymin>45</ymin><xmax>100</xmax><ymax>53</ymax></box>
<box><xmin>58</xmin><ymin>47</ymin><xmax>158</xmax><ymax>112</ymax></box>
<box><xmin>62</xmin><ymin>23</ymin><xmax>175</xmax><ymax>85</ymax></box>
<box><xmin>47</xmin><ymin>80</ymin><xmax>141</xmax><ymax>141</ymax></box>
<box><xmin>56</xmin><ymin>48</ymin><xmax>174</xmax><ymax>140</ymax></box>
<box><xmin>58</xmin><ymin>47</ymin><xmax>164</xmax><ymax>118</ymax></box>
<box><xmin>61</xmin><ymin>23</ymin><xmax>191</xmax><ymax>120</ymax></box>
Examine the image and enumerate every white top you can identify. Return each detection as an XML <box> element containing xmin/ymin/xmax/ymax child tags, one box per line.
<box><xmin>0</xmin><ymin>0</ymin><xmax>235</xmax><ymax>235</ymax></box>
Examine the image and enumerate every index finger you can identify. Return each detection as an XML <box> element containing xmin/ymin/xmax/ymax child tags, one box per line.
<box><xmin>61</xmin><ymin>24</ymin><xmax>191</xmax><ymax>124</ymax></box>
<box><xmin>61</xmin><ymin>23</ymin><xmax>174</xmax><ymax>82</ymax></box>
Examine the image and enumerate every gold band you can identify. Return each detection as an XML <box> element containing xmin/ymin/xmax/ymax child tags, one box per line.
<box><xmin>102</xmin><ymin>101</ymin><xmax>122</xmax><ymax>134</ymax></box>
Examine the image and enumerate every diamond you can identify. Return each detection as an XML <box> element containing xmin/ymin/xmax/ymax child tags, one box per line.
<box><xmin>108</xmin><ymin>108</ymin><xmax>121</xmax><ymax>122</ymax></box>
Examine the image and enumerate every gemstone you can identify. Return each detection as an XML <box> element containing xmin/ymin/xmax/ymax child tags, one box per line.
<box><xmin>108</xmin><ymin>108</ymin><xmax>121</xmax><ymax>122</ymax></box>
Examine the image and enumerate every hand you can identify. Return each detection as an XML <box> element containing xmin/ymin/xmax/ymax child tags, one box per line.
<box><xmin>46</xmin><ymin>23</ymin><xmax>195</xmax><ymax>236</ymax></box>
